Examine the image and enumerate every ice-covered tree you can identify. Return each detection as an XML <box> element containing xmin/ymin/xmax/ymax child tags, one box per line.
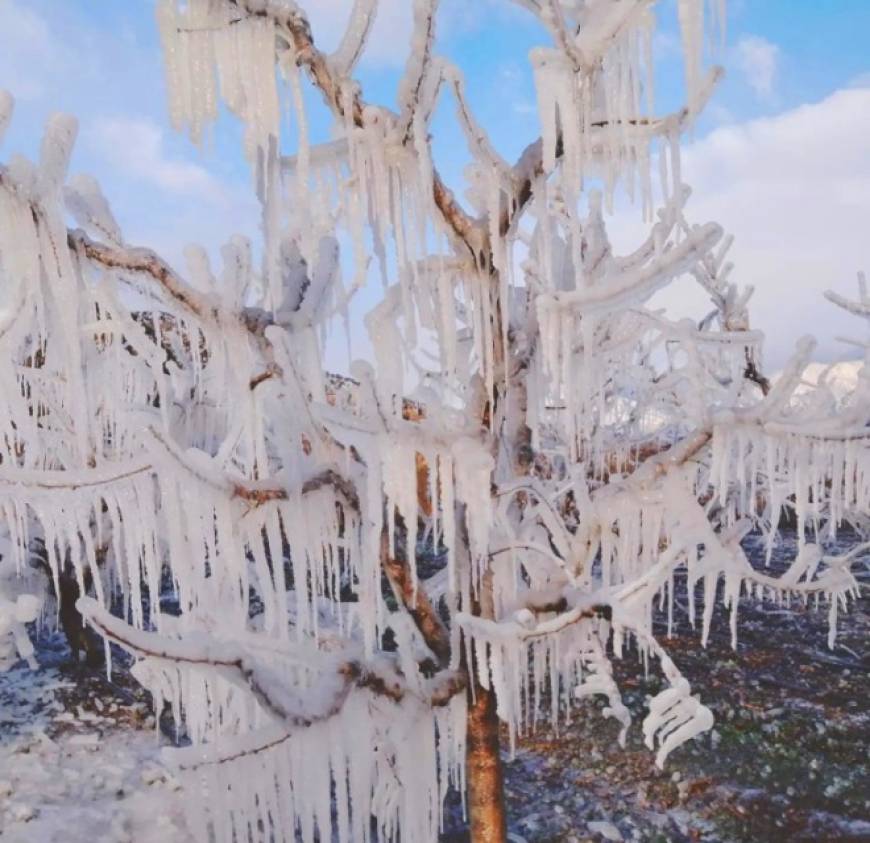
<box><xmin>0</xmin><ymin>1</ymin><xmax>867</xmax><ymax>841</ymax></box>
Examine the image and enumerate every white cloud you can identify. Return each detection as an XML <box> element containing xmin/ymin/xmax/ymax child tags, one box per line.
<box><xmin>847</xmin><ymin>70</ymin><xmax>870</xmax><ymax>89</ymax></box>
<box><xmin>609</xmin><ymin>88</ymin><xmax>870</xmax><ymax>369</ymax></box>
<box><xmin>653</xmin><ymin>30</ymin><xmax>683</xmax><ymax>60</ymax></box>
<box><xmin>87</xmin><ymin>117</ymin><xmax>228</xmax><ymax>205</ymax></box>
<box><xmin>302</xmin><ymin>0</ymin><xmax>498</xmax><ymax>68</ymax></box>
<box><xmin>0</xmin><ymin>1</ymin><xmax>68</xmax><ymax>101</ymax></box>
<box><xmin>303</xmin><ymin>0</ymin><xmax>414</xmax><ymax>67</ymax></box>
<box><xmin>82</xmin><ymin>117</ymin><xmax>259</xmax><ymax>270</ymax></box>
<box><xmin>0</xmin><ymin>1</ymin><xmax>157</xmax><ymax>114</ymax></box>
<box><xmin>512</xmin><ymin>101</ymin><xmax>536</xmax><ymax>116</ymax></box>
<box><xmin>707</xmin><ymin>102</ymin><xmax>736</xmax><ymax>125</ymax></box>
<box><xmin>735</xmin><ymin>35</ymin><xmax>780</xmax><ymax>99</ymax></box>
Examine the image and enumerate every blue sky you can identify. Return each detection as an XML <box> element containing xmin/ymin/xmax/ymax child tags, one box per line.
<box><xmin>1</xmin><ymin>0</ymin><xmax>868</xmax><ymax>369</ymax></box>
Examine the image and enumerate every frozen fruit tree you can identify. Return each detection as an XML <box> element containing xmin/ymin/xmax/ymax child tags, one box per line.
<box><xmin>0</xmin><ymin>0</ymin><xmax>867</xmax><ymax>840</ymax></box>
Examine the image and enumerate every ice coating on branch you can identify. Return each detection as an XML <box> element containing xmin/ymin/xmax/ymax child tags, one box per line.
<box><xmin>0</xmin><ymin>591</ymin><xmax>39</xmax><ymax>671</ymax></box>
<box><xmin>711</xmin><ymin>422</ymin><xmax>870</xmax><ymax>540</ymax></box>
<box><xmin>79</xmin><ymin>596</ymin><xmax>466</xmax><ymax>843</ymax></box>
<box><xmin>643</xmin><ymin>676</ymin><xmax>714</xmax><ymax>769</ymax></box>
<box><xmin>330</xmin><ymin>0</ymin><xmax>378</xmax><ymax>76</ymax></box>
<box><xmin>573</xmin><ymin>654</ymin><xmax>632</xmax><ymax>745</ymax></box>
<box><xmin>452</xmin><ymin>437</ymin><xmax>494</xmax><ymax>577</ymax></box>
<box><xmin>0</xmin><ymin>541</ymin><xmax>41</xmax><ymax>671</ymax></box>
<box><xmin>38</xmin><ymin>113</ymin><xmax>78</xmax><ymax>194</ymax></box>
<box><xmin>458</xmin><ymin>600</ymin><xmax>714</xmax><ymax>765</ymax></box>
<box><xmin>64</xmin><ymin>173</ymin><xmax>123</xmax><ymax>246</ymax></box>
<box><xmin>0</xmin><ymin>90</ymin><xmax>13</xmax><ymax>146</ymax></box>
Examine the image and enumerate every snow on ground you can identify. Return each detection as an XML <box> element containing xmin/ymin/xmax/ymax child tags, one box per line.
<box><xmin>0</xmin><ymin>638</ymin><xmax>189</xmax><ymax>842</ymax></box>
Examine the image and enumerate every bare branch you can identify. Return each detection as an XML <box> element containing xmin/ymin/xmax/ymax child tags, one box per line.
<box><xmin>744</xmin><ymin>354</ymin><xmax>771</xmax><ymax>395</ymax></box>
<box><xmin>0</xmin><ymin>459</ymin><xmax>153</xmax><ymax>491</ymax></box>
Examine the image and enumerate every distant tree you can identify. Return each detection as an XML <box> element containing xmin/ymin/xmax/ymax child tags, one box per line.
<box><xmin>0</xmin><ymin>2</ymin><xmax>866</xmax><ymax>841</ymax></box>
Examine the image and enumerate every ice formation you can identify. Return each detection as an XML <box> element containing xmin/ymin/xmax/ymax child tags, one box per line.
<box><xmin>0</xmin><ymin>0</ymin><xmax>866</xmax><ymax>839</ymax></box>
<box><xmin>0</xmin><ymin>585</ymin><xmax>40</xmax><ymax>671</ymax></box>
<box><xmin>0</xmin><ymin>535</ymin><xmax>41</xmax><ymax>671</ymax></box>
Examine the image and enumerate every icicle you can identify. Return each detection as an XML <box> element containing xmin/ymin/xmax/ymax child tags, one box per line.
<box><xmin>677</xmin><ymin>0</ymin><xmax>705</xmax><ymax>113</ymax></box>
<box><xmin>0</xmin><ymin>90</ymin><xmax>13</xmax><ymax>146</ymax></box>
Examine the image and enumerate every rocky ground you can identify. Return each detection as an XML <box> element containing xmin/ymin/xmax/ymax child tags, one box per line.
<box><xmin>1</xmin><ymin>532</ymin><xmax>867</xmax><ymax>842</ymax></box>
<box><xmin>444</xmin><ymin>532</ymin><xmax>870</xmax><ymax>842</ymax></box>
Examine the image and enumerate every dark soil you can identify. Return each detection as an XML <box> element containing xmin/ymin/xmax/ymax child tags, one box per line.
<box><xmin>442</xmin><ymin>531</ymin><xmax>869</xmax><ymax>842</ymax></box>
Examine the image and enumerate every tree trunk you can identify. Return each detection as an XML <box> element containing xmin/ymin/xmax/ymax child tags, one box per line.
<box><xmin>58</xmin><ymin>571</ymin><xmax>104</xmax><ymax>668</ymax></box>
<box><xmin>466</xmin><ymin>678</ymin><xmax>507</xmax><ymax>842</ymax></box>
<box><xmin>463</xmin><ymin>264</ymin><xmax>517</xmax><ymax>843</ymax></box>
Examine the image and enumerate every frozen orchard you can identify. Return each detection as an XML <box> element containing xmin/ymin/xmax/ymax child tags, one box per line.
<box><xmin>0</xmin><ymin>0</ymin><xmax>867</xmax><ymax>841</ymax></box>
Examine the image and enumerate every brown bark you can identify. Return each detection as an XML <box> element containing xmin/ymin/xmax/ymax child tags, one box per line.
<box><xmin>379</xmin><ymin>528</ymin><xmax>452</xmax><ymax>668</ymax></box>
<box><xmin>70</xmin><ymin>231</ymin><xmax>216</xmax><ymax>323</ymax></box>
<box><xmin>57</xmin><ymin>571</ymin><xmax>104</xmax><ymax>668</ymax></box>
<box><xmin>459</xmin><ymin>504</ymin><xmax>509</xmax><ymax>843</ymax></box>
<box><xmin>466</xmin><ymin>681</ymin><xmax>508</xmax><ymax>843</ymax></box>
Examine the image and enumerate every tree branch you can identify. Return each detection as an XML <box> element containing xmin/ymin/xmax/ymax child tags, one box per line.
<box><xmin>226</xmin><ymin>0</ymin><xmax>483</xmax><ymax>263</ymax></box>
<box><xmin>380</xmin><ymin>527</ymin><xmax>453</xmax><ymax>667</ymax></box>
<box><xmin>70</xmin><ymin>230</ymin><xmax>217</xmax><ymax>323</ymax></box>
<box><xmin>0</xmin><ymin>459</ymin><xmax>153</xmax><ymax>491</ymax></box>
<box><xmin>167</xmin><ymin>663</ymin><xmax>466</xmax><ymax>770</ymax></box>
<box><xmin>501</xmin><ymin>68</ymin><xmax>722</xmax><ymax>238</ymax></box>
<box><xmin>79</xmin><ymin>596</ymin><xmax>465</xmax><ymax>769</ymax></box>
